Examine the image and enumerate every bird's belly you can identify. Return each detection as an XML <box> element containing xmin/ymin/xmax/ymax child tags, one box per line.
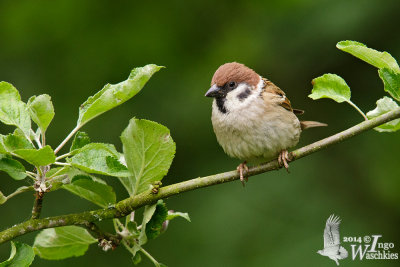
<box><xmin>212</xmin><ymin>105</ymin><xmax>301</xmax><ymax>162</ymax></box>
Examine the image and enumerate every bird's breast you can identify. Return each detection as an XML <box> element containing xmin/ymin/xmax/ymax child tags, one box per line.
<box><xmin>211</xmin><ymin>98</ymin><xmax>301</xmax><ymax>162</ymax></box>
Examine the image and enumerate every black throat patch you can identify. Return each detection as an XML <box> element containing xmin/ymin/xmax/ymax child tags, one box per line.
<box><xmin>215</xmin><ymin>97</ymin><xmax>227</xmax><ymax>114</ymax></box>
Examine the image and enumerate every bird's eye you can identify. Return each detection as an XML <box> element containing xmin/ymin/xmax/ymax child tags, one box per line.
<box><xmin>228</xmin><ymin>81</ymin><xmax>236</xmax><ymax>88</ymax></box>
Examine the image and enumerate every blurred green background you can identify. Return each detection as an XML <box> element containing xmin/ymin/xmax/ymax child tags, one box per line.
<box><xmin>1</xmin><ymin>0</ymin><xmax>399</xmax><ymax>266</ymax></box>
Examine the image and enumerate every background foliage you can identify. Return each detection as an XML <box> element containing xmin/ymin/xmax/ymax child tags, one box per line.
<box><xmin>0</xmin><ymin>0</ymin><xmax>399</xmax><ymax>266</ymax></box>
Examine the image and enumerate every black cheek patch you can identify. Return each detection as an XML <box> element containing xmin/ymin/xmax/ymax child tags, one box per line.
<box><xmin>216</xmin><ymin>98</ymin><xmax>227</xmax><ymax>114</ymax></box>
<box><xmin>237</xmin><ymin>88</ymin><xmax>252</xmax><ymax>101</ymax></box>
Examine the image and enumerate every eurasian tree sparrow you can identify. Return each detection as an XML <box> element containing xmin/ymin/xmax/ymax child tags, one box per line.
<box><xmin>205</xmin><ymin>62</ymin><xmax>326</xmax><ymax>185</ymax></box>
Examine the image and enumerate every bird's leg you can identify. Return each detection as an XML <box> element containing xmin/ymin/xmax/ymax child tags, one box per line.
<box><xmin>278</xmin><ymin>150</ymin><xmax>290</xmax><ymax>172</ymax></box>
<box><xmin>236</xmin><ymin>161</ymin><xmax>249</xmax><ymax>186</ymax></box>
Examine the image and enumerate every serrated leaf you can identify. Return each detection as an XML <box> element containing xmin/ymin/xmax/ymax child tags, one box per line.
<box><xmin>0</xmin><ymin>154</ymin><xmax>27</xmax><ymax>180</ymax></box>
<box><xmin>77</xmin><ymin>64</ymin><xmax>163</xmax><ymax>127</ymax></box>
<box><xmin>33</xmin><ymin>226</ymin><xmax>96</xmax><ymax>260</ymax></box>
<box><xmin>337</xmin><ymin>40</ymin><xmax>400</xmax><ymax>71</ymax></box>
<box><xmin>120</xmin><ymin>118</ymin><xmax>175</xmax><ymax>196</ymax></box>
<box><xmin>63</xmin><ymin>175</ymin><xmax>116</xmax><ymax>207</ymax></box>
<box><xmin>366</xmin><ymin>96</ymin><xmax>400</xmax><ymax>132</ymax></box>
<box><xmin>70</xmin><ymin>131</ymin><xmax>90</xmax><ymax>152</ymax></box>
<box><xmin>13</xmin><ymin>146</ymin><xmax>55</xmax><ymax>166</ymax></box>
<box><xmin>68</xmin><ymin>143</ymin><xmax>131</xmax><ymax>177</ymax></box>
<box><xmin>0</xmin><ymin>82</ymin><xmax>31</xmax><ymax>139</ymax></box>
<box><xmin>0</xmin><ymin>241</ymin><xmax>35</xmax><ymax>267</ymax></box>
<box><xmin>145</xmin><ymin>200</ymin><xmax>168</xmax><ymax>240</ymax></box>
<box><xmin>166</xmin><ymin>211</ymin><xmax>191</xmax><ymax>222</ymax></box>
<box><xmin>309</xmin><ymin>74</ymin><xmax>351</xmax><ymax>103</ymax></box>
<box><xmin>378</xmin><ymin>68</ymin><xmax>400</xmax><ymax>101</ymax></box>
<box><xmin>27</xmin><ymin>94</ymin><xmax>54</xmax><ymax>134</ymax></box>
<box><xmin>139</xmin><ymin>204</ymin><xmax>157</xmax><ymax>245</ymax></box>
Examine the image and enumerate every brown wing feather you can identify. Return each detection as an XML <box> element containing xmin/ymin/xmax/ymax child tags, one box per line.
<box><xmin>262</xmin><ymin>78</ymin><xmax>307</xmax><ymax>115</ymax></box>
<box><xmin>262</xmin><ymin>78</ymin><xmax>293</xmax><ymax>112</ymax></box>
<box><xmin>293</xmin><ymin>109</ymin><xmax>305</xmax><ymax>115</ymax></box>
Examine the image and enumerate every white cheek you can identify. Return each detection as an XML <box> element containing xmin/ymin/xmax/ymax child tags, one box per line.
<box><xmin>224</xmin><ymin>83</ymin><xmax>257</xmax><ymax>112</ymax></box>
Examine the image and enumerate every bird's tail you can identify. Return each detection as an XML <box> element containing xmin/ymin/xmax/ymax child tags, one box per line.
<box><xmin>300</xmin><ymin>121</ymin><xmax>327</xmax><ymax>130</ymax></box>
<box><xmin>339</xmin><ymin>246</ymin><xmax>349</xmax><ymax>259</ymax></box>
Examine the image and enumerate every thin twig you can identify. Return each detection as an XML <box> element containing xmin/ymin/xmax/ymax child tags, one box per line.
<box><xmin>347</xmin><ymin>100</ymin><xmax>368</xmax><ymax>121</ymax></box>
<box><xmin>1</xmin><ymin>108</ymin><xmax>400</xmax><ymax>244</ymax></box>
<box><xmin>54</xmin><ymin>125</ymin><xmax>80</xmax><ymax>154</ymax></box>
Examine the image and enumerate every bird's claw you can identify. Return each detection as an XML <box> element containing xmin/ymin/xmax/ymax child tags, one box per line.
<box><xmin>278</xmin><ymin>150</ymin><xmax>290</xmax><ymax>172</ymax></box>
<box><xmin>237</xmin><ymin>162</ymin><xmax>249</xmax><ymax>186</ymax></box>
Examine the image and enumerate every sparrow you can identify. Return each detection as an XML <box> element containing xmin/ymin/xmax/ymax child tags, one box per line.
<box><xmin>205</xmin><ymin>62</ymin><xmax>326</xmax><ymax>185</ymax></box>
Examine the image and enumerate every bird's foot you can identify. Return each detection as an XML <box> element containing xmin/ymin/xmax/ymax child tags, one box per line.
<box><xmin>236</xmin><ymin>162</ymin><xmax>249</xmax><ymax>186</ymax></box>
<box><xmin>278</xmin><ymin>150</ymin><xmax>291</xmax><ymax>172</ymax></box>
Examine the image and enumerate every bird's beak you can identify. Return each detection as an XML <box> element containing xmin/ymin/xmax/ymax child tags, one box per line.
<box><xmin>205</xmin><ymin>84</ymin><xmax>222</xmax><ymax>97</ymax></box>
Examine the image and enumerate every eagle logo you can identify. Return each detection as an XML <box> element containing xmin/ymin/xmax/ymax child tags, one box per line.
<box><xmin>317</xmin><ymin>214</ymin><xmax>348</xmax><ymax>265</ymax></box>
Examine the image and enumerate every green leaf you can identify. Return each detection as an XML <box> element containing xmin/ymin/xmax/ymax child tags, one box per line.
<box><xmin>0</xmin><ymin>82</ymin><xmax>31</xmax><ymax>139</ymax></box>
<box><xmin>33</xmin><ymin>226</ymin><xmax>96</xmax><ymax>260</ymax></box>
<box><xmin>63</xmin><ymin>175</ymin><xmax>116</xmax><ymax>207</ymax></box>
<box><xmin>366</xmin><ymin>96</ymin><xmax>400</xmax><ymax>132</ymax></box>
<box><xmin>1</xmin><ymin>133</ymin><xmax>34</xmax><ymax>153</ymax></box>
<box><xmin>120</xmin><ymin>118</ymin><xmax>175</xmax><ymax>196</ymax></box>
<box><xmin>70</xmin><ymin>131</ymin><xmax>91</xmax><ymax>152</ymax></box>
<box><xmin>378</xmin><ymin>68</ymin><xmax>400</xmax><ymax>101</ymax></box>
<box><xmin>68</xmin><ymin>143</ymin><xmax>131</xmax><ymax>177</ymax></box>
<box><xmin>166</xmin><ymin>211</ymin><xmax>191</xmax><ymax>222</ymax></box>
<box><xmin>139</xmin><ymin>203</ymin><xmax>157</xmax><ymax>245</ymax></box>
<box><xmin>337</xmin><ymin>40</ymin><xmax>400</xmax><ymax>71</ymax></box>
<box><xmin>126</xmin><ymin>221</ymin><xmax>140</xmax><ymax>237</ymax></box>
<box><xmin>0</xmin><ymin>155</ymin><xmax>27</xmax><ymax>180</ymax></box>
<box><xmin>132</xmin><ymin>252</ymin><xmax>142</xmax><ymax>265</ymax></box>
<box><xmin>309</xmin><ymin>74</ymin><xmax>351</xmax><ymax>103</ymax></box>
<box><xmin>145</xmin><ymin>200</ymin><xmax>168</xmax><ymax>240</ymax></box>
<box><xmin>0</xmin><ymin>137</ymin><xmax>6</xmax><ymax>154</ymax></box>
<box><xmin>0</xmin><ymin>191</ymin><xmax>6</xmax><ymax>205</ymax></box>
<box><xmin>27</xmin><ymin>94</ymin><xmax>54</xmax><ymax>134</ymax></box>
<box><xmin>13</xmin><ymin>146</ymin><xmax>56</xmax><ymax>166</ymax></box>
<box><xmin>77</xmin><ymin>64</ymin><xmax>163</xmax><ymax>127</ymax></box>
<box><xmin>0</xmin><ymin>241</ymin><xmax>35</xmax><ymax>267</ymax></box>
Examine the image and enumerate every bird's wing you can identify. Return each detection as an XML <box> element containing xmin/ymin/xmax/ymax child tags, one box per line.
<box><xmin>262</xmin><ymin>78</ymin><xmax>304</xmax><ymax>114</ymax></box>
<box><xmin>323</xmin><ymin>214</ymin><xmax>342</xmax><ymax>248</ymax></box>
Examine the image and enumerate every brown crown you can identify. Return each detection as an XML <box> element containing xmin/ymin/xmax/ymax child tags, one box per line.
<box><xmin>211</xmin><ymin>62</ymin><xmax>260</xmax><ymax>87</ymax></box>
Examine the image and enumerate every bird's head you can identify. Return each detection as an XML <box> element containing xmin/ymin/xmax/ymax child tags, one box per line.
<box><xmin>205</xmin><ymin>62</ymin><xmax>262</xmax><ymax>113</ymax></box>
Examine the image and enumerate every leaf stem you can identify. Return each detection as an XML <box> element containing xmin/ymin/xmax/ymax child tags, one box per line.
<box><xmin>140</xmin><ymin>247</ymin><xmax>160</xmax><ymax>266</ymax></box>
<box><xmin>3</xmin><ymin>186</ymin><xmax>33</xmax><ymax>203</ymax></box>
<box><xmin>41</xmin><ymin>132</ymin><xmax>46</xmax><ymax>147</ymax></box>
<box><xmin>54</xmin><ymin>125</ymin><xmax>81</xmax><ymax>154</ymax></box>
<box><xmin>1</xmin><ymin>108</ymin><xmax>400</xmax><ymax>244</ymax></box>
<box><xmin>25</xmin><ymin>171</ymin><xmax>37</xmax><ymax>179</ymax></box>
<box><xmin>55</xmin><ymin>152</ymin><xmax>72</xmax><ymax>161</ymax></box>
<box><xmin>347</xmin><ymin>100</ymin><xmax>368</xmax><ymax>120</ymax></box>
<box><xmin>54</xmin><ymin>162</ymin><xmax>71</xmax><ymax>166</ymax></box>
<box><xmin>46</xmin><ymin>166</ymin><xmax>68</xmax><ymax>180</ymax></box>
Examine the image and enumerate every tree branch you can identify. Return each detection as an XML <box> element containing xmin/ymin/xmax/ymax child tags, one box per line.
<box><xmin>31</xmin><ymin>192</ymin><xmax>44</xmax><ymax>219</ymax></box>
<box><xmin>1</xmin><ymin>108</ymin><xmax>400</xmax><ymax>245</ymax></box>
